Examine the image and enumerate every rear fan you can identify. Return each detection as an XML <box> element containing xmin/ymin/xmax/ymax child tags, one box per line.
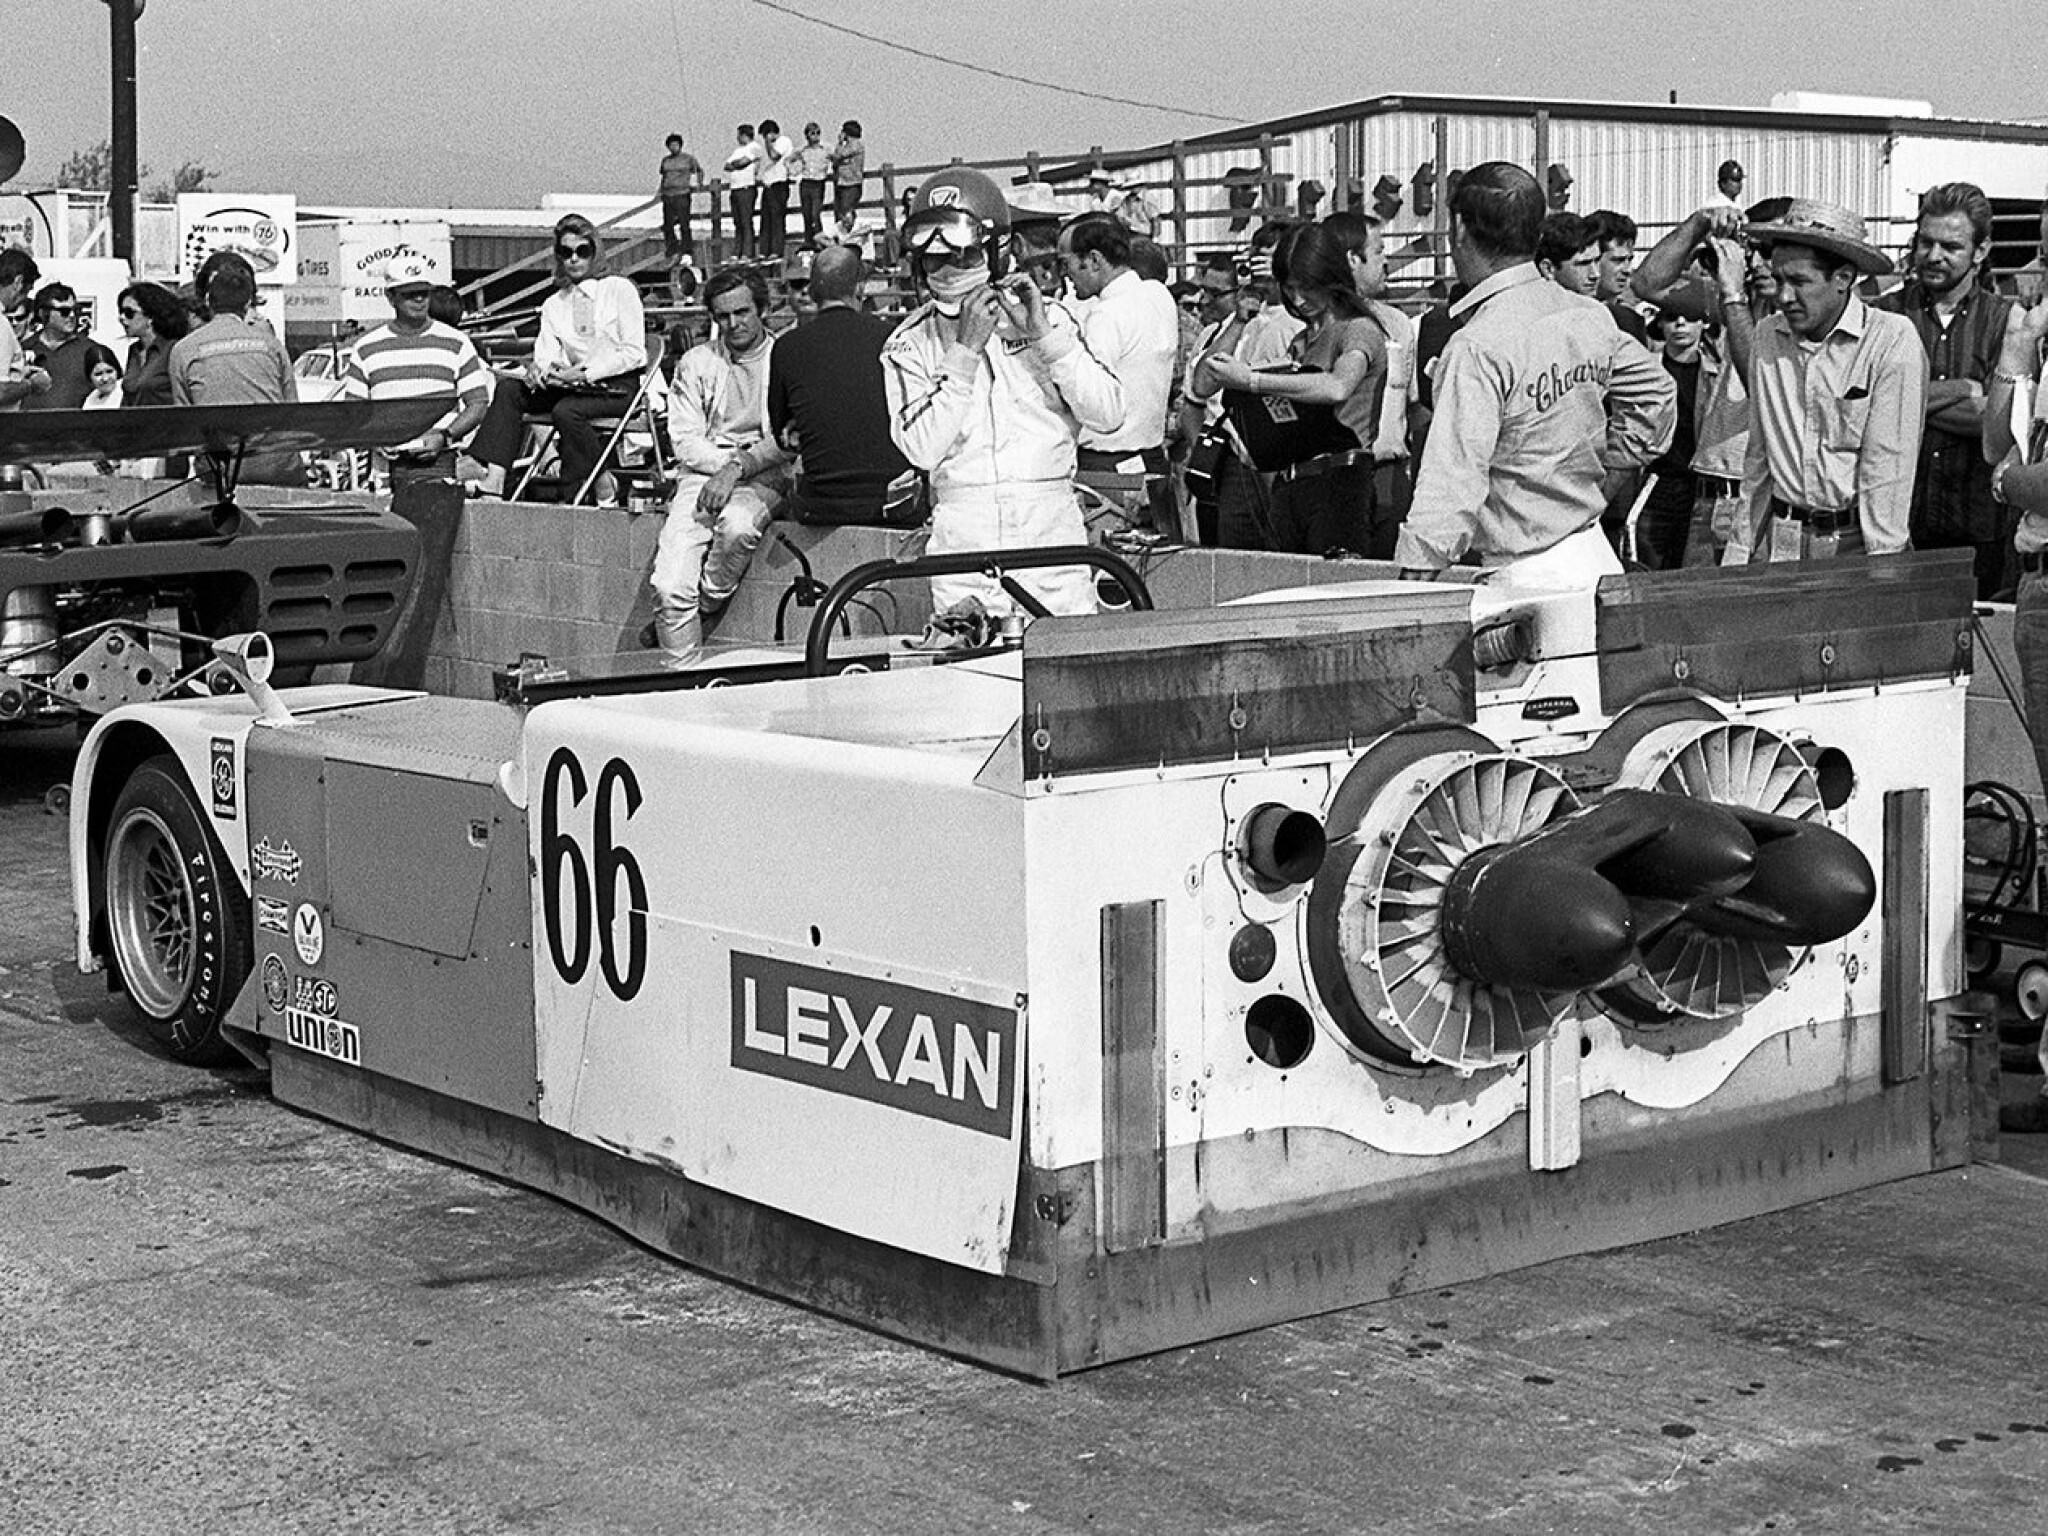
<box><xmin>1308</xmin><ymin>744</ymin><xmax>1580</xmax><ymax>1072</ymax></box>
<box><xmin>1595</xmin><ymin>722</ymin><xmax>1823</xmax><ymax>1028</ymax></box>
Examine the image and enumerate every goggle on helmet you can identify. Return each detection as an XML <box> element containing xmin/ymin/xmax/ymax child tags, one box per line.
<box><xmin>904</xmin><ymin>168</ymin><xmax>1012</xmax><ymax>278</ymax></box>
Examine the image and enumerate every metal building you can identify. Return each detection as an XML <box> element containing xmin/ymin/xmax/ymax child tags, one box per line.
<box><xmin>1080</xmin><ymin>93</ymin><xmax>2048</xmax><ymax>270</ymax></box>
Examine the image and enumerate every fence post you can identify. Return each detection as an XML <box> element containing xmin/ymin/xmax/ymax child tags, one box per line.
<box><xmin>1433</xmin><ymin>116</ymin><xmax>1450</xmax><ymax>286</ymax></box>
<box><xmin>1170</xmin><ymin>138</ymin><xmax>1189</xmax><ymax>276</ymax></box>
<box><xmin>881</xmin><ymin>162</ymin><xmax>900</xmax><ymax>247</ymax></box>
<box><xmin>1532</xmin><ymin>108</ymin><xmax>1550</xmax><ymax>187</ymax></box>
<box><xmin>1333</xmin><ymin>125</ymin><xmax>1352</xmax><ymax>213</ymax></box>
<box><xmin>1259</xmin><ymin>133</ymin><xmax>1278</xmax><ymax>223</ymax></box>
<box><xmin>710</xmin><ymin>177</ymin><xmax>725</xmax><ymax>270</ymax></box>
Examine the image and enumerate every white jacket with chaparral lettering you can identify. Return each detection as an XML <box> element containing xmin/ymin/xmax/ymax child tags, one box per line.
<box><xmin>882</xmin><ymin>298</ymin><xmax>1126</xmax><ymax>497</ymax></box>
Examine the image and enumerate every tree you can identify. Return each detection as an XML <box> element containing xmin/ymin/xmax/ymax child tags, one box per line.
<box><xmin>148</xmin><ymin>161</ymin><xmax>216</xmax><ymax>203</ymax></box>
<box><xmin>54</xmin><ymin>139</ymin><xmax>117</xmax><ymax>192</ymax></box>
<box><xmin>53</xmin><ymin>140</ymin><xmax>218</xmax><ymax>202</ymax></box>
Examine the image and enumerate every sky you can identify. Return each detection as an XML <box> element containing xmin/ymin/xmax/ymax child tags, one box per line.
<box><xmin>5</xmin><ymin>0</ymin><xmax>2047</xmax><ymax>208</ymax></box>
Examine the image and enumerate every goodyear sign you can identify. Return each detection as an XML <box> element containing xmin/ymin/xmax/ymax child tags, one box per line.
<box><xmin>730</xmin><ymin>952</ymin><xmax>1016</xmax><ymax>1138</ymax></box>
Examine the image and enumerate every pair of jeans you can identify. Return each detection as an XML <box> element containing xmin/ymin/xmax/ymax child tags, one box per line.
<box><xmin>469</xmin><ymin>374</ymin><xmax>637</xmax><ymax>500</ymax></box>
<box><xmin>759</xmin><ymin>182</ymin><xmax>790</xmax><ymax>259</ymax></box>
<box><xmin>661</xmin><ymin>193</ymin><xmax>693</xmax><ymax>263</ymax></box>
<box><xmin>728</xmin><ymin>187</ymin><xmax>757</xmax><ymax>260</ymax></box>
<box><xmin>798</xmin><ymin>180</ymin><xmax>827</xmax><ymax>244</ymax></box>
<box><xmin>1268</xmin><ymin>460</ymin><xmax>1375</xmax><ymax>557</ymax></box>
<box><xmin>649</xmin><ymin>473</ymin><xmax>788</xmax><ymax>658</ymax></box>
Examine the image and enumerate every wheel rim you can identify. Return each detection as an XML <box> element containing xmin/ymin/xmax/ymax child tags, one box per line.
<box><xmin>107</xmin><ymin>807</ymin><xmax>197</xmax><ymax>1019</ymax></box>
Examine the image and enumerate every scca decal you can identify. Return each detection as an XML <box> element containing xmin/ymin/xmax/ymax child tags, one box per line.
<box><xmin>730</xmin><ymin>951</ymin><xmax>1016</xmax><ymax>1138</ymax></box>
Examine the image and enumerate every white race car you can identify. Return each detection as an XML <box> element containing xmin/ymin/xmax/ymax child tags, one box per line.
<box><xmin>67</xmin><ymin>548</ymin><xmax>1981</xmax><ymax>1377</ymax></box>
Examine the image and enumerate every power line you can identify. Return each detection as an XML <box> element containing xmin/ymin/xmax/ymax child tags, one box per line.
<box><xmin>740</xmin><ymin>0</ymin><xmax>1243</xmax><ymax>126</ymax></box>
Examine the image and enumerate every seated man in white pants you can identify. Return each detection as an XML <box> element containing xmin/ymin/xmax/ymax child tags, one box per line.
<box><xmin>882</xmin><ymin>167</ymin><xmax>1124</xmax><ymax>625</ymax></box>
<box><xmin>650</xmin><ymin>266</ymin><xmax>789</xmax><ymax>661</ymax></box>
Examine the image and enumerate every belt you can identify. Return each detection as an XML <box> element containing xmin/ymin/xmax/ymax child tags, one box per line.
<box><xmin>1077</xmin><ymin>446</ymin><xmax>1167</xmax><ymax>473</ymax></box>
<box><xmin>1769</xmin><ymin>497</ymin><xmax>1856</xmax><ymax>535</ymax></box>
<box><xmin>1697</xmin><ymin>475</ymin><xmax>1740</xmax><ymax>496</ymax></box>
<box><xmin>1279</xmin><ymin>447</ymin><xmax>1374</xmax><ymax>484</ymax></box>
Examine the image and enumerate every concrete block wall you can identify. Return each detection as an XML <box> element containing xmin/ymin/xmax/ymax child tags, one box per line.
<box><xmin>422</xmin><ymin>503</ymin><xmax>937</xmax><ymax>698</ymax></box>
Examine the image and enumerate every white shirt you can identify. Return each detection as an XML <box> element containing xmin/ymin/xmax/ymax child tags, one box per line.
<box><xmin>1076</xmin><ymin>269</ymin><xmax>1177</xmax><ymax>452</ymax></box>
<box><xmin>533</xmin><ymin>275</ymin><xmax>648</xmax><ymax>383</ymax></box>
<box><xmin>723</xmin><ymin>140</ymin><xmax>764</xmax><ymax>190</ymax></box>
<box><xmin>760</xmin><ymin>134</ymin><xmax>796</xmax><ymax>186</ymax></box>
<box><xmin>1366</xmin><ymin>298</ymin><xmax>1415</xmax><ymax>461</ymax></box>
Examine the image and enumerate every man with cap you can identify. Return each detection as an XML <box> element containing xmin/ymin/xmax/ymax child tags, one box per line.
<box><xmin>883</xmin><ymin>166</ymin><xmax>1124</xmax><ymax>624</ymax></box>
<box><xmin>1709</xmin><ymin>160</ymin><xmax>1746</xmax><ymax>209</ymax></box>
<box><xmin>1738</xmin><ymin>199</ymin><xmax>1925</xmax><ymax>561</ymax></box>
<box><xmin>1395</xmin><ymin>162</ymin><xmax>1674</xmax><ymax>589</ymax></box>
<box><xmin>341</xmin><ymin>253</ymin><xmax>493</xmax><ymax>488</ymax></box>
<box><xmin>1006</xmin><ymin>181</ymin><xmax>1073</xmax><ymax>301</ymax></box>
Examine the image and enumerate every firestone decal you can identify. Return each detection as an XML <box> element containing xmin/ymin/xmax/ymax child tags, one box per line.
<box><xmin>293</xmin><ymin>903</ymin><xmax>325</xmax><ymax>966</ymax></box>
<box><xmin>251</xmin><ymin>837</ymin><xmax>301</xmax><ymax>885</ymax></box>
<box><xmin>729</xmin><ymin>951</ymin><xmax>1017</xmax><ymax>1138</ymax></box>
<box><xmin>209</xmin><ymin>738</ymin><xmax>236</xmax><ymax>819</ymax></box>
<box><xmin>261</xmin><ymin>954</ymin><xmax>288</xmax><ymax>1014</ymax></box>
<box><xmin>255</xmin><ymin>896</ymin><xmax>289</xmax><ymax>935</ymax></box>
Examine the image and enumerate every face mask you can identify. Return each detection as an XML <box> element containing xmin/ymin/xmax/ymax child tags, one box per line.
<box><xmin>926</xmin><ymin>265</ymin><xmax>984</xmax><ymax>314</ymax></box>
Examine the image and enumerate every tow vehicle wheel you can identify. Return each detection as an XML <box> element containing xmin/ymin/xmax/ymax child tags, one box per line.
<box><xmin>1964</xmin><ymin>935</ymin><xmax>2001</xmax><ymax>987</ymax></box>
<box><xmin>104</xmin><ymin>756</ymin><xmax>250</xmax><ymax>1065</ymax></box>
<box><xmin>2017</xmin><ymin>960</ymin><xmax>2048</xmax><ymax>1024</ymax></box>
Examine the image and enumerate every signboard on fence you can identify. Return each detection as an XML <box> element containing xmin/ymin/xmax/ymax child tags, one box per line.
<box><xmin>337</xmin><ymin>221</ymin><xmax>452</xmax><ymax>323</ymax></box>
<box><xmin>177</xmin><ymin>192</ymin><xmax>298</xmax><ymax>284</ymax></box>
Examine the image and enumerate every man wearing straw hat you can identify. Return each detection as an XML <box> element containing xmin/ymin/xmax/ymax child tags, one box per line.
<box><xmin>1737</xmin><ymin>198</ymin><xmax>1925</xmax><ymax>560</ymax></box>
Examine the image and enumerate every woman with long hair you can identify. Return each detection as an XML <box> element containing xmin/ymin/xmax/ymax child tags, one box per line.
<box><xmin>1203</xmin><ymin>222</ymin><xmax>1388</xmax><ymax>555</ymax></box>
<box><xmin>115</xmin><ymin>281</ymin><xmax>191</xmax><ymax>408</ymax></box>
<box><xmin>468</xmin><ymin>213</ymin><xmax>648</xmax><ymax>502</ymax></box>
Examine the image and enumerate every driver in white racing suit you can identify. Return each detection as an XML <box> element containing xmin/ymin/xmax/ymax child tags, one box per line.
<box><xmin>883</xmin><ymin>167</ymin><xmax>1125</xmax><ymax>619</ymax></box>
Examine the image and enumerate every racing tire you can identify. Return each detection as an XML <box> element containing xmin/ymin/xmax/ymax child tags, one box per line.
<box><xmin>103</xmin><ymin>755</ymin><xmax>250</xmax><ymax>1066</ymax></box>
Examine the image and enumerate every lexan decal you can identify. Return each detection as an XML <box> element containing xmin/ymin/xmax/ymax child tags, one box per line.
<box><xmin>730</xmin><ymin>951</ymin><xmax>1016</xmax><ymax>1138</ymax></box>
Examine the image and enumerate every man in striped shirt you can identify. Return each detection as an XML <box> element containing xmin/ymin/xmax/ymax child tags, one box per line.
<box><xmin>342</xmin><ymin>254</ymin><xmax>492</xmax><ymax>487</ymax></box>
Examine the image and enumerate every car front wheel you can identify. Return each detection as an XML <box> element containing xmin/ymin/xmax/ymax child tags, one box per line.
<box><xmin>104</xmin><ymin>755</ymin><xmax>250</xmax><ymax>1065</ymax></box>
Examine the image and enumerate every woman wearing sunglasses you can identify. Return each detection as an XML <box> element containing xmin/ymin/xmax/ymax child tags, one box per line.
<box><xmin>115</xmin><ymin>282</ymin><xmax>191</xmax><ymax>409</ymax></box>
<box><xmin>469</xmin><ymin>213</ymin><xmax>648</xmax><ymax>503</ymax></box>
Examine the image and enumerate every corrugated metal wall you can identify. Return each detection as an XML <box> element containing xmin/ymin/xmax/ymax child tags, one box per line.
<box><xmin>1078</xmin><ymin>109</ymin><xmax>1889</xmax><ymax>256</ymax></box>
<box><xmin>1341</xmin><ymin>110</ymin><xmax>1889</xmax><ymax>235</ymax></box>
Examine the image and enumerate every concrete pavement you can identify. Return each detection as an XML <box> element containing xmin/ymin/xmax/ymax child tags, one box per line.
<box><xmin>6</xmin><ymin>724</ymin><xmax>2048</xmax><ymax>1533</ymax></box>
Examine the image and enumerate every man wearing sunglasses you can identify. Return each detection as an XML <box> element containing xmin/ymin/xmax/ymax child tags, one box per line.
<box><xmin>883</xmin><ymin>167</ymin><xmax>1125</xmax><ymax>620</ymax></box>
<box><xmin>22</xmin><ymin>283</ymin><xmax>98</xmax><ymax>411</ymax></box>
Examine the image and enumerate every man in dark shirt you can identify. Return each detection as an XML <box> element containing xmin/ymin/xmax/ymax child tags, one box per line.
<box><xmin>22</xmin><ymin>283</ymin><xmax>96</xmax><ymax>410</ymax></box>
<box><xmin>1876</xmin><ymin>181</ymin><xmax>2014</xmax><ymax>597</ymax></box>
<box><xmin>764</xmin><ymin>245</ymin><xmax>912</xmax><ymax>524</ymax></box>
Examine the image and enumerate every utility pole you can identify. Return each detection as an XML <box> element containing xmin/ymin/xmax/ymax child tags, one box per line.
<box><xmin>108</xmin><ymin>0</ymin><xmax>143</xmax><ymax>266</ymax></box>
